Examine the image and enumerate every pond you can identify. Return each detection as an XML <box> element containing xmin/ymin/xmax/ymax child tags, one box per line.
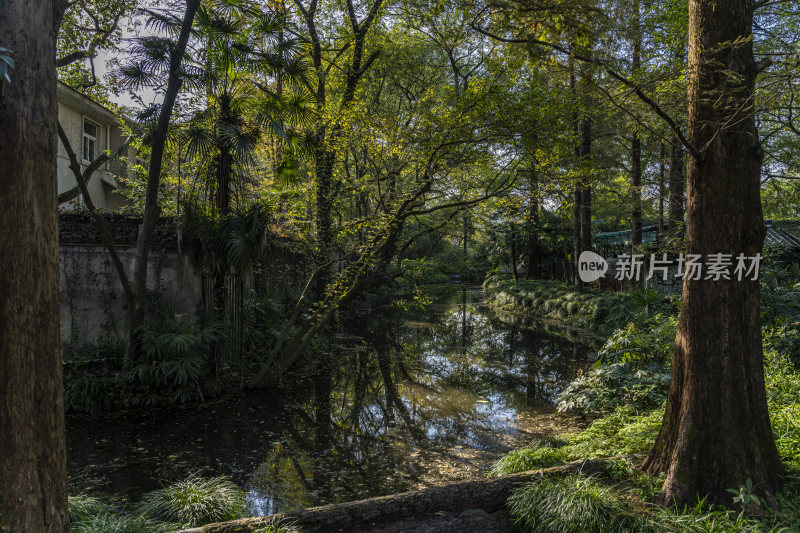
<box><xmin>66</xmin><ymin>287</ymin><xmax>596</xmax><ymax>515</ymax></box>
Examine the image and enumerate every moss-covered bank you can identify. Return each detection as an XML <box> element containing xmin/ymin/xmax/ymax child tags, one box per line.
<box><xmin>484</xmin><ymin>277</ymin><xmax>637</xmax><ymax>333</ymax></box>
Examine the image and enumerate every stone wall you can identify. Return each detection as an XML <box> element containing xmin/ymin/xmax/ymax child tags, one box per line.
<box><xmin>59</xmin><ymin>214</ymin><xmax>201</xmax><ymax>345</ymax></box>
<box><xmin>59</xmin><ymin>213</ymin><xmax>309</xmax><ymax>345</ymax></box>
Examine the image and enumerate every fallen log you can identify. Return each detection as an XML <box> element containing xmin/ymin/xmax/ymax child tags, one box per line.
<box><xmin>182</xmin><ymin>456</ymin><xmax>636</xmax><ymax>533</ymax></box>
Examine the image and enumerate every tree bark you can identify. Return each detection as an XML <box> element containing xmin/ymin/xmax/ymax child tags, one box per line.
<box><xmin>667</xmin><ymin>140</ymin><xmax>685</xmax><ymax>234</ymax></box>
<box><xmin>510</xmin><ymin>227</ymin><xmax>519</xmax><ymax>282</ymax></box>
<box><xmin>631</xmin><ymin>131</ymin><xmax>642</xmax><ymax>246</ymax></box>
<box><xmin>126</xmin><ymin>0</ymin><xmax>200</xmax><ymax>362</ymax></box>
<box><xmin>579</xmin><ymin>117</ymin><xmax>592</xmax><ymax>257</ymax></box>
<box><xmin>0</xmin><ymin>1</ymin><xmax>70</xmax><ymax>531</ymax></box>
<box><xmin>631</xmin><ymin>0</ymin><xmax>642</xmax><ymax>247</ymax></box>
<box><xmin>642</xmin><ymin>0</ymin><xmax>783</xmax><ymax>508</ymax></box>
<box><xmin>526</xmin><ymin>168</ymin><xmax>540</xmax><ymax>279</ymax></box>
<box><xmin>658</xmin><ymin>142</ymin><xmax>665</xmax><ymax>236</ymax></box>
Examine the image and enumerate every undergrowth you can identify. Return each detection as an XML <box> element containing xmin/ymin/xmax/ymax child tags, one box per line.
<box><xmin>138</xmin><ymin>474</ymin><xmax>247</xmax><ymax>527</ymax></box>
<box><xmin>484</xmin><ymin>277</ymin><xmax>643</xmax><ymax>331</ymax></box>
<box><xmin>496</xmin><ymin>269</ymin><xmax>800</xmax><ymax>533</ymax></box>
<box><xmin>65</xmin><ymin>475</ymin><xmax>293</xmax><ymax>532</ymax></box>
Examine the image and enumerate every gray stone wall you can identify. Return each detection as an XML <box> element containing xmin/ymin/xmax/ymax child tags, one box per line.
<box><xmin>59</xmin><ymin>244</ymin><xmax>202</xmax><ymax>345</ymax></box>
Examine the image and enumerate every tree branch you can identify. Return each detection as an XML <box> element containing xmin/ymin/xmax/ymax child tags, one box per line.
<box><xmin>470</xmin><ymin>9</ymin><xmax>701</xmax><ymax>160</ymax></box>
<box><xmin>57</xmin><ymin>121</ymin><xmax>135</xmax><ymax>303</ymax></box>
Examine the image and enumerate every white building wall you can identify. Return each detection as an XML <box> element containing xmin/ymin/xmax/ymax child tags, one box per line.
<box><xmin>56</xmin><ymin>84</ymin><xmax>131</xmax><ymax>211</ymax></box>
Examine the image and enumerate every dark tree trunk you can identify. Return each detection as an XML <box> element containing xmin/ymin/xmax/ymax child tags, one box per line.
<box><xmin>642</xmin><ymin>0</ymin><xmax>783</xmax><ymax>508</ymax></box>
<box><xmin>631</xmin><ymin>0</ymin><xmax>642</xmax><ymax>247</ymax></box>
<box><xmin>570</xmin><ymin>63</ymin><xmax>592</xmax><ymax>291</ymax></box>
<box><xmin>0</xmin><ymin>1</ymin><xmax>70</xmax><ymax>531</ymax></box>
<box><xmin>579</xmin><ymin>117</ymin><xmax>592</xmax><ymax>256</ymax></box>
<box><xmin>526</xmin><ymin>168</ymin><xmax>540</xmax><ymax>279</ymax></box>
<box><xmin>632</xmin><ymin>132</ymin><xmax>642</xmax><ymax>246</ymax></box>
<box><xmin>510</xmin><ymin>228</ymin><xmax>519</xmax><ymax>282</ymax></box>
<box><xmin>667</xmin><ymin>140</ymin><xmax>685</xmax><ymax>234</ymax></box>
<box><xmin>658</xmin><ymin>142</ymin><xmax>665</xmax><ymax>236</ymax></box>
<box><xmin>126</xmin><ymin>0</ymin><xmax>200</xmax><ymax>362</ymax></box>
<box><xmin>573</xmin><ymin>185</ymin><xmax>583</xmax><ymax>290</ymax></box>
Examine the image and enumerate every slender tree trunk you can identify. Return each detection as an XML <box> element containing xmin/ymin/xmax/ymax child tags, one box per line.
<box><xmin>631</xmin><ymin>0</ymin><xmax>642</xmax><ymax>247</ymax></box>
<box><xmin>658</xmin><ymin>142</ymin><xmax>665</xmax><ymax>236</ymax></box>
<box><xmin>510</xmin><ymin>228</ymin><xmax>519</xmax><ymax>282</ymax></box>
<box><xmin>631</xmin><ymin>132</ymin><xmax>642</xmax><ymax>246</ymax></box>
<box><xmin>579</xmin><ymin>118</ymin><xmax>592</xmax><ymax>257</ymax></box>
<box><xmin>667</xmin><ymin>141</ymin><xmax>685</xmax><ymax>234</ymax></box>
<box><xmin>526</xmin><ymin>168</ymin><xmax>540</xmax><ymax>279</ymax></box>
<box><xmin>126</xmin><ymin>0</ymin><xmax>200</xmax><ymax>362</ymax></box>
<box><xmin>570</xmin><ymin>62</ymin><xmax>583</xmax><ymax>291</ymax></box>
<box><xmin>0</xmin><ymin>1</ymin><xmax>70</xmax><ymax>531</ymax></box>
<box><xmin>643</xmin><ymin>0</ymin><xmax>783</xmax><ymax>508</ymax></box>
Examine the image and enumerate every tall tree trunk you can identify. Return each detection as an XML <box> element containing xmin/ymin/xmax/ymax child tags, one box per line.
<box><xmin>570</xmin><ymin>61</ymin><xmax>583</xmax><ymax>291</ymax></box>
<box><xmin>126</xmin><ymin>0</ymin><xmax>201</xmax><ymax>362</ymax></box>
<box><xmin>631</xmin><ymin>132</ymin><xmax>642</xmax><ymax>246</ymax></box>
<box><xmin>526</xmin><ymin>168</ymin><xmax>540</xmax><ymax>279</ymax></box>
<box><xmin>631</xmin><ymin>0</ymin><xmax>642</xmax><ymax>247</ymax></box>
<box><xmin>667</xmin><ymin>140</ymin><xmax>685</xmax><ymax>234</ymax></box>
<box><xmin>510</xmin><ymin>227</ymin><xmax>519</xmax><ymax>282</ymax></box>
<box><xmin>0</xmin><ymin>1</ymin><xmax>70</xmax><ymax>531</ymax></box>
<box><xmin>643</xmin><ymin>0</ymin><xmax>783</xmax><ymax>508</ymax></box>
<box><xmin>658</xmin><ymin>142</ymin><xmax>665</xmax><ymax>236</ymax></box>
<box><xmin>579</xmin><ymin>117</ymin><xmax>592</xmax><ymax>257</ymax></box>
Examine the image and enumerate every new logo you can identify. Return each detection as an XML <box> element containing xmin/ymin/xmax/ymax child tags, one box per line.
<box><xmin>578</xmin><ymin>251</ymin><xmax>608</xmax><ymax>283</ymax></box>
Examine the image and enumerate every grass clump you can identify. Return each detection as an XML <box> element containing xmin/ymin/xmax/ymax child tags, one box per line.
<box><xmin>138</xmin><ymin>474</ymin><xmax>247</xmax><ymax>527</ymax></box>
<box><xmin>254</xmin><ymin>518</ymin><xmax>303</xmax><ymax>532</ymax></box>
<box><xmin>68</xmin><ymin>494</ymin><xmax>109</xmax><ymax>523</ymax></box>
<box><xmin>508</xmin><ymin>474</ymin><xmax>646</xmax><ymax>532</ymax></box>
<box><xmin>72</xmin><ymin>512</ymin><xmax>179</xmax><ymax>533</ymax></box>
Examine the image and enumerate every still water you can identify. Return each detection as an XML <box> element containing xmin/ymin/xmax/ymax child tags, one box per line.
<box><xmin>66</xmin><ymin>288</ymin><xmax>594</xmax><ymax>514</ymax></box>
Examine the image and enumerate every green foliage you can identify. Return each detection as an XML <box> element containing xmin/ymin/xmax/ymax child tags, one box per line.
<box><xmin>128</xmin><ymin>309</ymin><xmax>224</xmax><ymax>405</ymax></box>
<box><xmin>490</xmin><ymin>438</ymin><xmax>570</xmax><ymax>476</ymax></box>
<box><xmin>63</xmin><ymin>338</ymin><xmax>125</xmax><ymax>414</ymax></box>
<box><xmin>557</xmin><ymin>362</ymin><xmax>670</xmax><ymax>414</ymax></box>
<box><xmin>484</xmin><ymin>278</ymin><xmax>637</xmax><ymax>331</ymax></box>
<box><xmin>138</xmin><ymin>474</ymin><xmax>247</xmax><ymax>527</ymax></box>
<box><xmin>492</xmin><ymin>407</ymin><xmax>663</xmax><ymax>476</ymax></box>
<box><xmin>727</xmin><ymin>478</ymin><xmax>767</xmax><ymax>518</ymax></box>
<box><xmin>596</xmin><ymin>314</ymin><xmax>677</xmax><ymax>365</ymax></box>
<box><xmin>508</xmin><ymin>471</ymin><xmax>800</xmax><ymax>533</ymax></box>
<box><xmin>394</xmin><ymin>258</ymin><xmax>452</xmax><ymax>287</ymax></box>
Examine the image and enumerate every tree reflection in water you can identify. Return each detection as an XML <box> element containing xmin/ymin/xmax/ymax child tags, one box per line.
<box><xmin>67</xmin><ymin>288</ymin><xmax>595</xmax><ymax>516</ymax></box>
<box><xmin>246</xmin><ymin>288</ymin><xmax>594</xmax><ymax>513</ymax></box>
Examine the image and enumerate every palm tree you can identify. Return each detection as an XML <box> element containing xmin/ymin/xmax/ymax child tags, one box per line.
<box><xmin>119</xmin><ymin>0</ymin><xmax>315</xmax><ymax>392</ymax></box>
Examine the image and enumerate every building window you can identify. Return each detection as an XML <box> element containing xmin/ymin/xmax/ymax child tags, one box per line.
<box><xmin>83</xmin><ymin>119</ymin><xmax>98</xmax><ymax>162</ymax></box>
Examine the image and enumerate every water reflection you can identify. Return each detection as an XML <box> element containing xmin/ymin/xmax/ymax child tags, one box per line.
<box><xmin>67</xmin><ymin>288</ymin><xmax>592</xmax><ymax>514</ymax></box>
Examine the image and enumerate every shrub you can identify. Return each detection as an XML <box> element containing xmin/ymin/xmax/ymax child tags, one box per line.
<box><xmin>596</xmin><ymin>315</ymin><xmax>678</xmax><ymax>365</ymax></box>
<box><xmin>556</xmin><ymin>362</ymin><xmax>670</xmax><ymax>414</ymax></box>
<box><xmin>127</xmin><ymin>309</ymin><xmax>224</xmax><ymax>405</ymax></box>
<box><xmin>138</xmin><ymin>474</ymin><xmax>247</xmax><ymax>527</ymax></box>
